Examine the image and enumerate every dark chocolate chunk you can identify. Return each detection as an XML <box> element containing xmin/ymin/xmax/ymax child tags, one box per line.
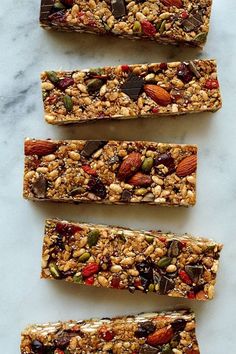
<box><xmin>40</xmin><ymin>0</ymin><xmax>54</xmax><ymax>21</ymax></box>
<box><xmin>121</xmin><ymin>73</ymin><xmax>144</xmax><ymax>100</ymax></box>
<box><xmin>159</xmin><ymin>276</ymin><xmax>175</xmax><ymax>295</ymax></box>
<box><xmin>136</xmin><ymin>261</ymin><xmax>153</xmax><ymax>281</ymax></box>
<box><xmin>168</xmin><ymin>240</ymin><xmax>181</xmax><ymax>257</ymax></box>
<box><xmin>120</xmin><ymin>189</ymin><xmax>132</xmax><ymax>202</ymax></box>
<box><xmin>88</xmin><ymin>177</ymin><xmax>107</xmax><ymax>199</ymax></box>
<box><xmin>182</xmin><ymin>10</ymin><xmax>203</xmax><ymax>32</ymax></box>
<box><xmin>48</xmin><ymin>9</ymin><xmax>66</xmax><ymax>22</ymax></box>
<box><xmin>185</xmin><ymin>265</ymin><xmax>203</xmax><ymax>283</ymax></box>
<box><xmin>31</xmin><ymin>340</ymin><xmax>44</xmax><ymax>353</ymax></box>
<box><xmin>171</xmin><ymin>319</ymin><xmax>187</xmax><ymax>332</ymax></box>
<box><xmin>135</xmin><ymin>321</ymin><xmax>156</xmax><ymax>338</ymax></box>
<box><xmin>32</xmin><ymin>174</ymin><xmax>47</xmax><ymax>198</ymax></box>
<box><xmin>81</xmin><ymin>141</ymin><xmax>107</xmax><ymax>158</ymax></box>
<box><xmin>140</xmin><ymin>344</ymin><xmax>160</xmax><ymax>354</ymax></box>
<box><xmin>111</xmin><ymin>0</ymin><xmax>126</xmax><ymax>19</ymax></box>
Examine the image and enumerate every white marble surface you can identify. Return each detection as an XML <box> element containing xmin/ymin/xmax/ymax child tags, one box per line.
<box><xmin>0</xmin><ymin>0</ymin><xmax>236</xmax><ymax>352</ymax></box>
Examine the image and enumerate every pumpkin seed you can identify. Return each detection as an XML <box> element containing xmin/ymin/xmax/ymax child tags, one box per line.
<box><xmin>46</xmin><ymin>71</ymin><xmax>59</xmax><ymax>84</ymax></box>
<box><xmin>49</xmin><ymin>262</ymin><xmax>61</xmax><ymax>279</ymax></box>
<box><xmin>157</xmin><ymin>257</ymin><xmax>172</xmax><ymax>268</ymax></box>
<box><xmin>63</xmin><ymin>95</ymin><xmax>73</xmax><ymax>112</ymax></box>
<box><xmin>87</xmin><ymin>229</ymin><xmax>100</xmax><ymax>247</ymax></box>
<box><xmin>73</xmin><ymin>274</ymin><xmax>83</xmax><ymax>284</ymax></box>
<box><xmin>78</xmin><ymin>252</ymin><xmax>91</xmax><ymax>263</ymax></box>
<box><xmin>142</xmin><ymin>157</ymin><xmax>154</xmax><ymax>173</ymax></box>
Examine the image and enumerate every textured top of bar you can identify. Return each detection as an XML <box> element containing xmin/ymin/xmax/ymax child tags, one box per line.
<box><xmin>41</xmin><ymin>60</ymin><xmax>221</xmax><ymax>125</ymax></box>
<box><xmin>23</xmin><ymin>139</ymin><xmax>197</xmax><ymax>206</ymax></box>
<box><xmin>40</xmin><ymin>0</ymin><xmax>213</xmax><ymax>48</ymax></box>
<box><xmin>41</xmin><ymin>219</ymin><xmax>222</xmax><ymax>300</ymax></box>
<box><xmin>21</xmin><ymin>309</ymin><xmax>200</xmax><ymax>353</ymax></box>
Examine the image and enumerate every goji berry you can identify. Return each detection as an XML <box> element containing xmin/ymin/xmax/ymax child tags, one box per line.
<box><xmin>82</xmin><ymin>263</ymin><xmax>100</xmax><ymax>278</ymax></box>
<box><xmin>187</xmin><ymin>291</ymin><xmax>195</xmax><ymax>299</ymax></box>
<box><xmin>57</xmin><ymin>77</ymin><xmax>74</xmax><ymax>91</ymax></box>
<box><xmin>160</xmin><ymin>62</ymin><xmax>168</xmax><ymax>70</ymax></box>
<box><xmin>99</xmin><ymin>326</ymin><xmax>115</xmax><ymax>341</ymax></box>
<box><xmin>55</xmin><ymin>222</ymin><xmax>81</xmax><ymax>236</ymax></box>
<box><xmin>82</xmin><ymin>165</ymin><xmax>97</xmax><ymax>176</ymax></box>
<box><xmin>152</xmin><ymin>107</ymin><xmax>159</xmax><ymax>113</ymax></box>
<box><xmin>181</xmin><ymin>10</ymin><xmax>189</xmax><ymax>19</ymax></box>
<box><xmin>111</xmin><ymin>276</ymin><xmax>120</xmax><ymax>289</ymax></box>
<box><xmin>121</xmin><ymin>65</ymin><xmax>130</xmax><ymax>72</ymax></box>
<box><xmin>204</xmin><ymin>79</ymin><xmax>219</xmax><ymax>89</ymax></box>
<box><xmin>179</xmin><ymin>270</ymin><xmax>192</xmax><ymax>285</ymax></box>
<box><xmin>85</xmin><ymin>276</ymin><xmax>94</xmax><ymax>285</ymax></box>
<box><xmin>141</xmin><ymin>20</ymin><xmax>157</xmax><ymax>36</ymax></box>
<box><xmin>54</xmin><ymin>349</ymin><xmax>65</xmax><ymax>354</ymax></box>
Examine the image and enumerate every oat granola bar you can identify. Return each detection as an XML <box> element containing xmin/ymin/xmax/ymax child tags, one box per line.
<box><xmin>41</xmin><ymin>219</ymin><xmax>222</xmax><ymax>300</ymax></box>
<box><xmin>40</xmin><ymin>0</ymin><xmax>213</xmax><ymax>48</ymax></box>
<box><xmin>42</xmin><ymin>60</ymin><xmax>221</xmax><ymax>125</ymax></box>
<box><xmin>21</xmin><ymin>309</ymin><xmax>200</xmax><ymax>353</ymax></box>
<box><xmin>24</xmin><ymin>139</ymin><xmax>197</xmax><ymax>206</ymax></box>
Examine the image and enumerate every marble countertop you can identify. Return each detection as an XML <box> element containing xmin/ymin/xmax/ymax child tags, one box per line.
<box><xmin>1</xmin><ymin>0</ymin><xmax>236</xmax><ymax>352</ymax></box>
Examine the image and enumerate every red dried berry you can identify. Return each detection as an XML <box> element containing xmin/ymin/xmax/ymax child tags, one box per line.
<box><xmin>46</xmin><ymin>94</ymin><xmax>58</xmax><ymax>105</ymax></box>
<box><xmin>134</xmin><ymin>279</ymin><xmax>142</xmax><ymax>288</ymax></box>
<box><xmin>48</xmin><ymin>10</ymin><xmax>66</xmax><ymax>23</ymax></box>
<box><xmin>85</xmin><ymin>276</ymin><xmax>94</xmax><ymax>285</ymax></box>
<box><xmin>204</xmin><ymin>79</ymin><xmax>219</xmax><ymax>89</ymax></box>
<box><xmin>121</xmin><ymin>65</ymin><xmax>130</xmax><ymax>72</ymax></box>
<box><xmin>187</xmin><ymin>291</ymin><xmax>196</xmax><ymax>299</ymax></box>
<box><xmin>177</xmin><ymin>63</ymin><xmax>194</xmax><ymax>83</ymax></box>
<box><xmin>179</xmin><ymin>270</ymin><xmax>192</xmax><ymax>285</ymax></box>
<box><xmin>82</xmin><ymin>165</ymin><xmax>97</xmax><ymax>176</ymax></box>
<box><xmin>111</xmin><ymin>276</ymin><xmax>121</xmax><ymax>289</ymax></box>
<box><xmin>99</xmin><ymin>326</ymin><xmax>115</xmax><ymax>341</ymax></box>
<box><xmin>57</xmin><ymin>77</ymin><xmax>74</xmax><ymax>91</ymax></box>
<box><xmin>152</xmin><ymin>107</ymin><xmax>159</xmax><ymax>113</ymax></box>
<box><xmin>160</xmin><ymin>62</ymin><xmax>168</xmax><ymax>70</ymax></box>
<box><xmin>82</xmin><ymin>263</ymin><xmax>100</xmax><ymax>278</ymax></box>
<box><xmin>54</xmin><ymin>350</ymin><xmax>65</xmax><ymax>354</ymax></box>
<box><xmin>55</xmin><ymin>222</ymin><xmax>81</xmax><ymax>236</ymax></box>
<box><xmin>141</xmin><ymin>20</ymin><xmax>157</xmax><ymax>36</ymax></box>
<box><xmin>61</xmin><ymin>0</ymin><xmax>74</xmax><ymax>6</ymax></box>
<box><xmin>181</xmin><ymin>10</ymin><xmax>189</xmax><ymax>19</ymax></box>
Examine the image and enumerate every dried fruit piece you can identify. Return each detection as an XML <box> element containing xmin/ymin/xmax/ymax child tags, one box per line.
<box><xmin>111</xmin><ymin>275</ymin><xmax>120</xmax><ymax>288</ymax></box>
<box><xmin>82</xmin><ymin>165</ymin><xmax>97</xmax><ymax>176</ymax></box>
<box><xmin>171</xmin><ymin>319</ymin><xmax>186</xmax><ymax>332</ymax></box>
<box><xmin>128</xmin><ymin>172</ymin><xmax>152</xmax><ymax>187</ymax></box>
<box><xmin>99</xmin><ymin>326</ymin><xmax>115</xmax><ymax>341</ymax></box>
<box><xmin>111</xmin><ymin>0</ymin><xmax>126</xmax><ymax>19</ymax></box>
<box><xmin>118</xmin><ymin>152</ymin><xmax>142</xmax><ymax>180</ymax></box>
<box><xmin>121</xmin><ymin>73</ymin><xmax>144</xmax><ymax>100</ymax></box>
<box><xmin>87</xmin><ymin>229</ymin><xmax>100</xmax><ymax>247</ymax></box>
<box><xmin>177</xmin><ymin>63</ymin><xmax>194</xmax><ymax>83</ymax></box>
<box><xmin>185</xmin><ymin>265</ymin><xmax>203</xmax><ymax>283</ymax></box>
<box><xmin>48</xmin><ymin>9</ymin><xmax>66</xmax><ymax>22</ymax></box>
<box><xmin>82</xmin><ymin>262</ymin><xmax>100</xmax><ymax>278</ymax></box>
<box><xmin>32</xmin><ymin>174</ymin><xmax>47</xmax><ymax>198</ymax></box>
<box><xmin>88</xmin><ymin>177</ymin><xmax>107</xmax><ymax>199</ymax></box>
<box><xmin>63</xmin><ymin>95</ymin><xmax>73</xmax><ymax>112</ymax></box>
<box><xmin>179</xmin><ymin>270</ymin><xmax>192</xmax><ymax>285</ymax></box>
<box><xmin>57</xmin><ymin>77</ymin><xmax>74</xmax><ymax>90</ymax></box>
<box><xmin>25</xmin><ymin>140</ymin><xmax>58</xmax><ymax>156</ymax></box>
<box><xmin>147</xmin><ymin>326</ymin><xmax>174</xmax><ymax>346</ymax></box>
<box><xmin>144</xmin><ymin>85</ymin><xmax>171</xmax><ymax>106</ymax></box>
<box><xmin>49</xmin><ymin>262</ymin><xmax>61</xmax><ymax>279</ymax></box>
<box><xmin>81</xmin><ymin>141</ymin><xmax>107</xmax><ymax>158</ymax></box>
<box><xmin>55</xmin><ymin>222</ymin><xmax>81</xmax><ymax>236</ymax></box>
<box><xmin>154</xmin><ymin>153</ymin><xmax>175</xmax><ymax>175</ymax></box>
<box><xmin>161</xmin><ymin>0</ymin><xmax>183</xmax><ymax>8</ymax></box>
<box><xmin>85</xmin><ymin>276</ymin><xmax>94</xmax><ymax>285</ymax></box>
<box><xmin>141</xmin><ymin>20</ymin><xmax>157</xmax><ymax>36</ymax></box>
<box><xmin>61</xmin><ymin>0</ymin><xmax>73</xmax><ymax>6</ymax></box>
<box><xmin>135</xmin><ymin>321</ymin><xmax>156</xmax><ymax>338</ymax></box>
<box><xmin>176</xmin><ymin>155</ymin><xmax>197</xmax><ymax>177</ymax></box>
<box><xmin>204</xmin><ymin>79</ymin><xmax>219</xmax><ymax>89</ymax></box>
<box><xmin>54</xmin><ymin>333</ymin><xmax>71</xmax><ymax>348</ymax></box>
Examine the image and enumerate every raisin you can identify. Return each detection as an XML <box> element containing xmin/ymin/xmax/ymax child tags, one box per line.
<box><xmin>88</xmin><ymin>177</ymin><xmax>107</xmax><ymax>199</ymax></box>
<box><xmin>135</xmin><ymin>321</ymin><xmax>156</xmax><ymax>338</ymax></box>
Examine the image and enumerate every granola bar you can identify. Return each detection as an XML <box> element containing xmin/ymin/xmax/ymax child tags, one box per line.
<box><xmin>41</xmin><ymin>219</ymin><xmax>222</xmax><ymax>300</ymax></box>
<box><xmin>42</xmin><ymin>60</ymin><xmax>221</xmax><ymax>125</ymax></box>
<box><xmin>23</xmin><ymin>139</ymin><xmax>198</xmax><ymax>206</ymax></box>
<box><xmin>21</xmin><ymin>309</ymin><xmax>200</xmax><ymax>353</ymax></box>
<box><xmin>40</xmin><ymin>0</ymin><xmax>213</xmax><ymax>48</ymax></box>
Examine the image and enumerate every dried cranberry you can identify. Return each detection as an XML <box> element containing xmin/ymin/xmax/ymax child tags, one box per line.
<box><xmin>57</xmin><ymin>77</ymin><xmax>74</xmax><ymax>91</ymax></box>
<box><xmin>85</xmin><ymin>276</ymin><xmax>94</xmax><ymax>285</ymax></box>
<box><xmin>171</xmin><ymin>319</ymin><xmax>187</xmax><ymax>332</ymax></box>
<box><xmin>55</xmin><ymin>222</ymin><xmax>81</xmax><ymax>237</ymax></box>
<box><xmin>160</xmin><ymin>62</ymin><xmax>168</xmax><ymax>70</ymax></box>
<box><xmin>31</xmin><ymin>340</ymin><xmax>44</xmax><ymax>353</ymax></box>
<box><xmin>121</xmin><ymin>64</ymin><xmax>130</xmax><ymax>72</ymax></box>
<box><xmin>48</xmin><ymin>10</ymin><xmax>66</xmax><ymax>23</ymax></box>
<box><xmin>187</xmin><ymin>291</ymin><xmax>195</xmax><ymax>299</ymax></box>
<box><xmin>135</xmin><ymin>321</ymin><xmax>156</xmax><ymax>338</ymax></box>
<box><xmin>54</xmin><ymin>334</ymin><xmax>71</xmax><ymax>348</ymax></box>
<box><xmin>99</xmin><ymin>327</ymin><xmax>115</xmax><ymax>341</ymax></box>
<box><xmin>177</xmin><ymin>63</ymin><xmax>194</xmax><ymax>83</ymax></box>
<box><xmin>204</xmin><ymin>79</ymin><xmax>219</xmax><ymax>89</ymax></box>
<box><xmin>152</xmin><ymin>107</ymin><xmax>159</xmax><ymax>113</ymax></box>
<box><xmin>141</xmin><ymin>20</ymin><xmax>157</xmax><ymax>36</ymax></box>
<box><xmin>111</xmin><ymin>276</ymin><xmax>120</xmax><ymax>288</ymax></box>
<box><xmin>181</xmin><ymin>10</ymin><xmax>189</xmax><ymax>19</ymax></box>
<box><xmin>88</xmin><ymin>177</ymin><xmax>107</xmax><ymax>199</ymax></box>
<box><xmin>61</xmin><ymin>0</ymin><xmax>74</xmax><ymax>6</ymax></box>
<box><xmin>179</xmin><ymin>270</ymin><xmax>192</xmax><ymax>285</ymax></box>
<box><xmin>82</xmin><ymin>165</ymin><xmax>97</xmax><ymax>176</ymax></box>
<box><xmin>154</xmin><ymin>153</ymin><xmax>175</xmax><ymax>175</ymax></box>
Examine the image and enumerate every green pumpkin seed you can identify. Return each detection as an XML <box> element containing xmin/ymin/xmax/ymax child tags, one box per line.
<box><xmin>159</xmin><ymin>20</ymin><xmax>166</xmax><ymax>34</ymax></box>
<box><xmin>49</xmin><ymin>262</ymin><xmax>61</xmax><ymax>279</ymax></box>
<box><xmin>46</xmin><ymin>71</ymin><xmax>59</xmax><ymax>84</ymax></box>
<box><xmin>53</xmin><ymin>1</ymin><xmax>66</xmax><ymax>11</ymax></box>
<box><xmin>157</xmin><ymin>257</ymin><xmax>172</xmax><ymax>268</ymax></box>
<box><xmin>73</xmin><ymin>274</ymin><xmax>83</xmax><ymax>284</ymax></box>
<box><xmin>155</xmin><ymin>21</ymin><xmax>162</xmax><ymax>31</ymax></box>
<box><xmin>87</xmin><ymin>79</ymin><xmax>103</xmax><ymax>93</ymax></box>
<box><xmin>193</xmin><ymin>32</ymin><xmax>207</xmax><ymax>43</ymax></box>
<box><xmin>145</xmin><ymin>235</ymin><xmax>155</xmax><ymax>244</ymax></box>
<box><xmin>162</xmin><ymin>344</ymin><xmax>173</xmax><ymax>354</ymax></box>
<box><xmin>63</xmin><ymin>95</ymin><xmax>73</xmax><ymax>112</ymax></box>
<box><xmin>142</xmin><ymin>157</ymin><xmax>154</xmax><ymax>173</ymax></box>
<box><xmin>148</xmin><ymin>283</ymin><xmax>155</xmax><ymax>292</ymax></box>
<box><xmin>88</xmin><ymin>229</ymin><xmax>100</xmax><ymax>247</ymax></box>
<box><xmin>133</xmin><ymin>21</ymin><xmax>142</xmax><ymax>33</ymax></box>
<box><xmin>78</xmin><ymin>252</ymin><xmax>91</xmax><ymax>263</ymax></box>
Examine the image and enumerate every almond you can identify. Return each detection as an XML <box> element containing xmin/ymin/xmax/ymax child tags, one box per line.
<box><xmin>144</xmin><ymin>85</ymin><xmax>172</xmax><ymax>106</ymax></box>
<box><xmin>25</xmin><ymin>140</ymin><xmax>58</xmax><ymax>156</ymax></box>
<box><xmin>176</xmin><ymin>155</ymin><xmax>197</xmax><ymax>177</ymax></box>
<box><xmin>147</xmin><ymin>326</ymin><xmax>174</xmax><ymax>346</ymax></box>
<box><xmin>161</xmin><ymin>0</ymin><xmax>183</xmax><ymax>8</ymax></box>
<box><xmin>118</xmin><ymin>152</ymin><xmax>142</xmax><ymax>180</ymax></box>
<box><xmin>128</xmin><ymin>172</ymin><xmax>152</xmax><ymax>186</ymax></box>
<box><xmin>186</xmin><ymin>349</ymin><xmax>200</xmax><ymax>354</ymax></box>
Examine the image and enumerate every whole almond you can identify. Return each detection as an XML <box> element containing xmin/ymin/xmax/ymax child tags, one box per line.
<box><xmin>118</xmin><ymin>152</ymin><xmax>142</xmax><ymax>180</ymax></box>
<box><xmin>147</xmin><ymin>326</ymin><xmax>174</xmax><ymax>346</ymax></box>
<box><xmin>144</xmin><ymin>85</ymin><xmax>172</xmax><ymax>106</ymax></box>
<box><xmin>128</xmin><ymin>172</ymin><xmax>152</xmax><ymax>186</ymax></box>
<box><xmin>161</xmin><ymin>0</ymin><xmax>183</xmax><ymax>8</ymax></box>
<box><xmin>25</xmin><ymin>140</ymin><xmax>58</xmax><ymax>156</ymax></box>
<box><xmin>176</xmin><ymin>155</ymin><xmax>197</xmax><ymax>177</ymax></box>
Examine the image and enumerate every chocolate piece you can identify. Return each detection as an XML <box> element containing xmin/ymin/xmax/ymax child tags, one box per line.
<box><xmin>41</xmin><ymin>219</ymin><xmax>223</xmax><ymax>300</ymax></box>
<box><xmin>21</xmin><ymin>310</ymin><xmax>200</xmax><ymax>354</ymax></box>
<box><xmin>121</xmin><ymin>73</ymin><xmax>144</xmax><ymax>100</ymax></box>
<box><xmin>41</xmin><ymin>60</ymin><xmax>221</xmax><ymax>125</ymax></box>
<box><xmin>81</xmin><ymin>140</ymin><xmax>107</xmax><ymax>158</ymax></box>
<box><xmin>111</xmin><ymin>0</ymin><xmax>126</xmax><ymax>19</ymax></box>
<box><xmin>31</xmin><ymin>174</ymin><xmax>47</xmax><ymax>198</ymax></box>
<box><xmin>182</xmin><ymin>10</ymin><xmax>203</xmax><ymax>32</ymax></box>
<box><xmin>40</xmin><ymin>0</ymin><xmax>54</xmax><ymax>21</ymax></box>
<box><xmin>185</xmin><ymin>265</ymin><xmax>203</xmax><ymax>283</ymax></box>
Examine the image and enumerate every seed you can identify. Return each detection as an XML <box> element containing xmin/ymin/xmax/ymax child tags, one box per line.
<box><xmin>145</xmin><ymin>235</ymin><xmax>154</xmax><ymax>244</ymax></box>
<box><xmin>46</xmin><ymin>71</ymin><xmax>59</xmax><ymax>84</ymax></box>
<box><xmin>133</xmin><ymin>21</ymin><xmax>142</xmax><ymax>32</ymax></box>
<box><xmin>110</xmin><ymin>265</ymin><xmax>122</xmax><ymax>273</ymax></box>
<box><xmin>73</xmin><ymin>274</ymin><xmax>83</xmax><ymax>284</ymax></box>
<box><xmin>98</xmin><ymin>275</ymin><xmax>108</xmax><ymax>287</ymax></box>
<box><xmin>159</xmin><ymin>20</ymin><xmax>166</xmax><ymax>34</ymax></box>
<box><xmin>49</xmin><ymin>262</ymin><xmax>61</xmax><ymax>279</ymax></box>
<box><xmin>87</xmin><ymin>78</ymin><xmax>103</xmax><ymax>93</ymax></box>
<box><xmin>161</xmin><ymin>344</ymin><xmax>172</xmax><ymax>354</ymax></box>
<box><xmin>166</xmin><ymin>264</ymin><xmax>177</xmax><ymax>273</ymax></box>
<box><xmin>78</xmin><ymin>252</ymin><xmax>91</xmax><ymax>263</ymax></box>
<box><xmin>63</xmin><ymin>95</ymin><xmax>73</xmax><ymax>112</ymax></box>
<box><xmin>87</xmin><ymin>229</ymin><xmax>100</xmax><ymax>247</ymax></box>
<box><xmin>142</xmin><ymin>157</ymin><xmax>154</xmax><ymax>173</ymax></box>
<box><xmin>157</xmin><ymin>257</ymin><xmax>172</xmax><ymax>268</ymax></box>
